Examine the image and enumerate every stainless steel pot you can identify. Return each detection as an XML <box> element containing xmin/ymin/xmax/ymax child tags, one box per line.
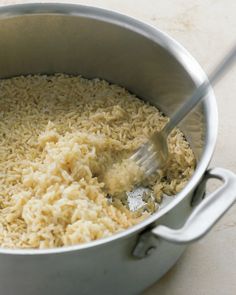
<box><xmin>0</xmin><ymin>3</ymin><xmax>235</xmax><ymax>295</ymax></box>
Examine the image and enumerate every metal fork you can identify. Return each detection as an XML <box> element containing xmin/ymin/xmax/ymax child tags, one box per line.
<box><xmin>130</xmin><ymin>45</ymin><xmax>236</xmax><ymax>177</ymax></box>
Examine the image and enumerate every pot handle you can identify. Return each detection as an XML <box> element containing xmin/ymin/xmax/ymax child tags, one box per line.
<box><xmin>152</xmin><ymin>167</ymin><xmax>236</xmax><ymax>244</ymax></box>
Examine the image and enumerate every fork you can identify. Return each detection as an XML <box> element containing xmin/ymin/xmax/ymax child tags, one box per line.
<box><xmin>130</xmin><ymin>45</ymin><xmax>236</xmax><ymax>177</ymax></box>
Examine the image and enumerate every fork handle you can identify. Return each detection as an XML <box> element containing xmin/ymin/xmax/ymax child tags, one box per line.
<box><xmin>162</xmin><ymin>44</ymin><xmax>236</xmax><ymax>136</ymax></box>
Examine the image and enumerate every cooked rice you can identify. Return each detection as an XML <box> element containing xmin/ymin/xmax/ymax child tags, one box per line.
<box><xmin>0</xmin><ymin>74</ymin><xmax>195</xmax><ymax>249</ymax></box>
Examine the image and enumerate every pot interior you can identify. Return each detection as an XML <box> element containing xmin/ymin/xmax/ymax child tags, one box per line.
<box><xmin>0</xmin><ymin>9</ymin><xmax>209</xmax><ymax>161</ymax></box>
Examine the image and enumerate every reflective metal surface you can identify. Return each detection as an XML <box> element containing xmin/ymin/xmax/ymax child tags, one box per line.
<box><xmin>0</xmin><ymin>3</ymin><xmax>225</xmax><ymax>295</ymax></box>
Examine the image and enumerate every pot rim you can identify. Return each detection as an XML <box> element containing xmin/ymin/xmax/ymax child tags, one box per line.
<box><xmin>0</xmin><ymin>2</ymin><xmax>218</xmax><ymax>255</ymax></box>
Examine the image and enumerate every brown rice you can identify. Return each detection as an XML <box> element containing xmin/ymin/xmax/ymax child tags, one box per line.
<box><xmin>0</xmin><ymin>74</ymin><xmax>195</xmax><ymax>249</ymax></box>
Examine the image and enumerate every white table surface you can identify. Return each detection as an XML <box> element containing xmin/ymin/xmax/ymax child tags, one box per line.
<box><xmin>1</xmin><ymin>1</ymin><xmax>236</xmax><ymax>294</ymax></box>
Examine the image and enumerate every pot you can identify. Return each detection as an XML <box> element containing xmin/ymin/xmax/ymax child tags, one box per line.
<box><xmin>0</xmin><ymin>3</ymin><xmax>235</xmax><ymax>295</ymax></box>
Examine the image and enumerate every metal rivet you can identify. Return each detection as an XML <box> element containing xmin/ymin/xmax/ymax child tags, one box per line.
<box><xmin>145</xmin><ymin>246</ymin><xmax>156</xmax><ymax>256</ymax></box>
